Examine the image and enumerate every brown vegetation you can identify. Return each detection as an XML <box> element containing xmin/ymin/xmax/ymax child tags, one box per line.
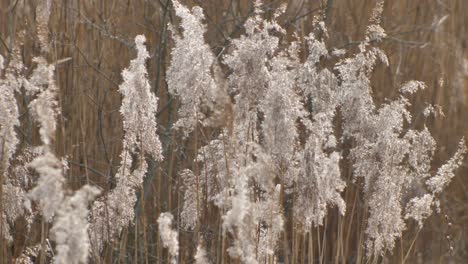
<box><xmin>0</xmin><ymin>0</ymin><xmax>467</xmax><ymax>263</ymax></box>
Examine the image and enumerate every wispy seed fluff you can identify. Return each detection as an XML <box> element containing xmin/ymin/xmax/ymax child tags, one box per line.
<box><xmin>26</xmin><ymin>55</ymin><xmax>63</xmax><ymax>221</ymax></box>
<box><xmin>167</xmin><ymin>0</ymin><xmax>227</xmax><ymax>135</ymax></box>
<box><xmin>119</xmin><ymin>35</ymin><xmax>163</xmax><ymax>161</ymax></box>
<box><xmin>194</xmin><ymin>245</ymin><xmax>210</xmax><ymax>264</ymax></box>
<box><xmin>51</xmin><ymin>186</ymin><xmax>100</xmax><ymax>264</ymax></box>
<box><xmin>0</xmin><ymin>53</ymin><xmax>21</xmax><ymax>173</ymax></box>
<box><xmin>158</xmin><ymin>212</ymin><xmax>179</xmax><ymax>263</ymax></box>
<box><xmin>89</xmin><ymin>35</ymin><xmax>163</xmax><ymax>252</ymax></box>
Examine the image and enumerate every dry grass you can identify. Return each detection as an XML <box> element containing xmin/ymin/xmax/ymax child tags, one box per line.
<box><xmin>0</xmin><ymin>0</ymin><xmax>467</xmax><ymax>263</ymax></box>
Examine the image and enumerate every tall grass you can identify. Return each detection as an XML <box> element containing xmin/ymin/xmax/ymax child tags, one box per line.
<box><xmin>0</xmin><ymin>0</ymin><xmax>467</xmax><ymax>263</ymax></box>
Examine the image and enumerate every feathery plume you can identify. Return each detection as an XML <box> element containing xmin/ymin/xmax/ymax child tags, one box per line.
<box><xmin>194</xmin><ymin>245</ymin><xmax>210</xmax><ymax>264</ymax></box>
<box><xmin>158</xmin><ymin>212</ymin><xmax>179</xmax><ymax>263</ymax></box>
<box><xmin>89</xmin><ymin>35</ymin><xmax>162</xmax><ymax>251</ymax></box>
<box><xmin>167</xmin><ymin>0</ymin><xmax>227</xmax><ymax>135</ymax></box>
<box><xmin>51</xmin><ymin>186</ymin><xmax>100</xmax><ymax>264</ymax></box>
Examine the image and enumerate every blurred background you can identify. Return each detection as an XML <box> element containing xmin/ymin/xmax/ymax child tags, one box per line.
<box><xmin>0</xmin><ymin>0</ymin><xmax>467</xmax><ymax>263</ymax></box>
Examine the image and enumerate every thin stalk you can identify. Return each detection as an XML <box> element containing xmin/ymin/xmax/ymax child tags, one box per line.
<box><xmin>402</xmin><ymin>228</ymin><xmax>421</xmax><ymax>264</ymax></box>
<box><xmin>309</xmin><ymin>231</ymin><xmax>314</xmax><ymax>264</ymax></box>
<box><xmin>0</xmin><ymin>143</ymin><xmax>6</xmax><ymax>264</ymax></box>
<box><xmin>39</xmin><ymin>220</ymin><xmax>47</xmax><ymax>264</ymax></box>
<box><xmin>316</xmin><ymin>226</ymin><xmax>321</xmax><ymax>264</ymax></box>
<box><xmin>118</xmin><ymin>227</ymin><xmax>129</xmax><ymax>264</ymax></box>
<box><xmin>320</xmin><ymin>217</ymin><xmax>328</xmax><ymax>264</ymax></box>
<box><xmin>134</xmin><ymin>218</ymin><xmax>138</xmax><ymax>264</ymax></box>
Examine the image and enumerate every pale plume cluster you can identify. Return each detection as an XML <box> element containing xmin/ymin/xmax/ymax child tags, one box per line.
<box><xmin>0</xmin><ymin>0</ymin><xmax>466</xmax><ymax>263</ymax></box>
<box><xmin>0</xmin><ymin>52</ymin><xmax>21</xmax><ymax>173</ymax></box>
<box><xmin>167</xmin><ymin>0</ymin><xmax>466</xmax><ymax>262</ymax></box>
<box><xmin>158</xmin><ymin>212</ymin><xmax>179</xmax><ymax>263</ymax></box>
<box><xmin>333</xmin><ymin>3</ymin><xmax>466</xmax><ymax>256</ymax></box>
<box><xmin>14</xmin><ymin>243</ymin><xmax>53</xmax><ymax>264</ymax></box>
<box><xmin>25</xmin><ymin>0</ymin><xmax>64</xmax><ymax>223</ymax></box>
<box><xmin>169</xmin><ymin>2</ymin><xmax>341</xmax><ymax>262</ymax></box>
<box><xmin>3</xmin><ymin>22</ymin><xmax>161</xmax><ymax>264</ymax></box>
<box><xmin>51</xmin><ymin>186</ymin><xmax>100</xmax><ymax>264</ymax></box>
<box><xmin>1</xmin><ymin>146</ymin><xmax>41</xmax><ymax>242</ymax></box>
<box><xmin>167</xmin><ymin>0</ymin><xmax>229</xmax><ymax>135</ymax></box>
<box><xmin>0</xmin><ymin>49</ymin><xmax>24</xmax><ymax>240</ymax></box>
<box><xmin>1</xmin><ymin>2</ymin><xmax>99</xmax><ymax>263</ymax></box>
<box><xmin>89</xmin><ymin>34</ymin><xmax>163</xmax><ymax>252</ymax></box>
<box><xmin>194</xmin><ymin>245</ymin><xmax>210</xmax><ymax>264</ymax></box>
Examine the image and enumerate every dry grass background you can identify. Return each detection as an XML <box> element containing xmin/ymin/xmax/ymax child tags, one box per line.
<box><xmin>0</xmin><ymin>0</ymin><xmax>467</xmax><ymax>263</ymax></box>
